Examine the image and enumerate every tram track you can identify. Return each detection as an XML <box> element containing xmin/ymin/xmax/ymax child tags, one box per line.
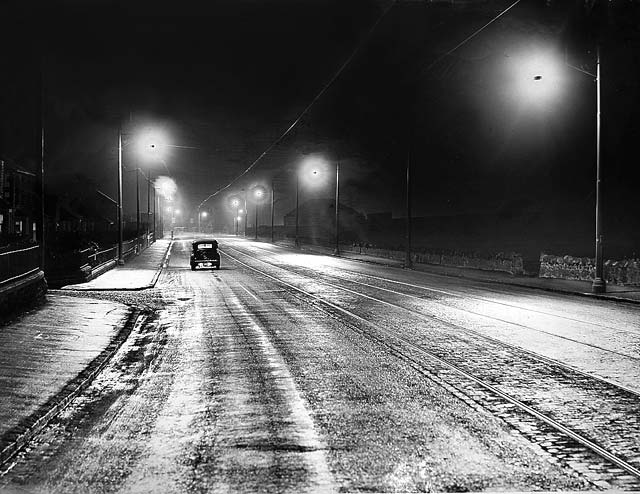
<box><xmin>229</xmin><ymin>243</ymin><xmax>639</xmax><ymax>338</ymax></box>
<box><xmin>221</xmin><ymin>245</ymin><xmax>640</xmax><ymax>489</ymax></box>
<box><xmin>222</xmin><ymin>244</ymin><xmax>640</xmax><ymax>385</ymax></box>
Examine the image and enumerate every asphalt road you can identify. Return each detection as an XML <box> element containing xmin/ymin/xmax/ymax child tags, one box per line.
<box><xmin>2</xmin><ymin>235</ymin><xmax>639</xmax><ymax>493</ymax></box>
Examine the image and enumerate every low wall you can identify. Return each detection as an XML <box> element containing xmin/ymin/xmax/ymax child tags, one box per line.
<box><xmin>539</xmin><ymin>253</ymin><xmax>640</xmax><ymax>286</ymax></box>
<box><xmin>0</xmin><ymin>271</ymin><xmax>47</xmax><ymax>319</ymax></box>
<box><xmin>343</xmin><ymin>244</ymin><xmax>525</xmax><ymax>275</ymax></box>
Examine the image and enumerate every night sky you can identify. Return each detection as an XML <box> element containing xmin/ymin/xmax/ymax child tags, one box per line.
<box><xmin>2</xmin><ymin>0</ymin><xmax>639</xmax><ymax>259</ymax></box>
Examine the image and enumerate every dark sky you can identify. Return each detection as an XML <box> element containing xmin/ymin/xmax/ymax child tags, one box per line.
<box><xmin>2</xmin><ymin>0</ymin><xmax>640</xmax><ymax>257</ymax></box>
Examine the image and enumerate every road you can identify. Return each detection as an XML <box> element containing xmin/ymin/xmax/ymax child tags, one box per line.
<box><xmin>2</xmin><ymin>235</ymin><xmax>640</xmax><ymax>493</ymax></box>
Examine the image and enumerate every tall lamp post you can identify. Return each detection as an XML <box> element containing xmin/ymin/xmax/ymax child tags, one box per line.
<box><xmin>295</xmin><ymin>173</ymin><xmax>300</xmax><ymax>248</ymax></box>
<box><xmin>556</xmin><ymin>46</ymin><xmax>605</xmax><ymax>292</ymax></box>
<box><xmin>117</xmin><ymin>126</ymin><xmax>124</xmax><ymax>265</ymax></box>
<box><xmin>405</xmin><ymin>149</ymin><xmax>412</xmax><ymax>269</ymax></box>
<box><xmin>592</xmin><ymin>46</ymin><xmax>605</xmax><ymax>293</ymax></box>
<box><xmin>199</xmin><ymin>210</ymin><xmax>208</xmax><ymax>233</ymax></box>
<box><xmin>231</xmin><ymin>198</ymin><xmax>240</xmax><ymax>236</ymax></box>
<box><xmin>271</xmin><ymin>181</ymin><xmax>275</xmax><ymax>243</ymax></box>
<box><xmin>243</xmin><ymin>190</ymin><xmax>248</xmax><ymax>237</ymax></box>
<box><xmin>509</xmin><ymin>47</ymin><xmax>605</xmax><ymax>292</ymax></box>
<box><xmin>334</xmin><ymin>161</ymin><xmax>340</xmax><ymax>256</ymax></box>
<box><xmin>252</xmin><ymin>186</ymin><xmax>265</xmax><ymax>241</ymax></box>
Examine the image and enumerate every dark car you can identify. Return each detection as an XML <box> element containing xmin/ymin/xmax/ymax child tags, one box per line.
<box><xmin>190</xmin><ymin>239</ymin><xmax>220</xmax><ymax>270</ymax></box>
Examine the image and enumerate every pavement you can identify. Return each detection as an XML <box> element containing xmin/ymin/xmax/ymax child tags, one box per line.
<box><xmin>1</xmin><ymin>235</ymin><xmax>638</xmax><ymax>468</ymax></box>
<box><xmin>62</xmin><ymin>238</ymin><xmax>172</xmax><ymax>291</ymax></box>
<box><xmin>0</xmin><ymin>239</ymin><xmax>172</xmax><ymax>466</ymax></box>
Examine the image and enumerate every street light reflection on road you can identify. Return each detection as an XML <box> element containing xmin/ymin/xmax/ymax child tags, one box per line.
<box><xmin>275</xmin><ymin>252</ymin><xmax>343</xmax><ymax>269</ymax></box>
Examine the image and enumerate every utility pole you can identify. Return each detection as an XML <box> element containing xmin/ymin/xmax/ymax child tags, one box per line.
<box><xmin>147</xmin><ymin>169</ymin><xmax>151</xmax><ymax>244</ymax></box>
<box><xmin>592</xmin><ymin>44</ymin><xmax>605</xmax><ymax>293</ymax></box>
<box><xmin>270</xmin><ymin>181</ymin><xmax>275</xmax><ymax>243</ymax></box>
<box><xmin>295</xmin><ymin>174</ymin><xmax>300</xmax><ymax>248</ymax></box>
<box><xmin>405</xmin><ymin>148</ymin><xmax>412</xmax><ymax>269</ymax></box>
<box><xmin>334</xmin><ymin>161</ymin><xmax>340</xmax><ymax>255</ymax></box>
<box><xmin>135</xmin><ymin>167</ymin><xmax>140</xmax><ymax>253</ymax></box>
<box><xmin>39</xmin><ymin>59</ymin><xmax>46</xmax><ymax>270</ymax></box>
<box><xmin>117</xmin><ymin>127</ymin><xmax>124</xmax><ymax>264</ymax></box>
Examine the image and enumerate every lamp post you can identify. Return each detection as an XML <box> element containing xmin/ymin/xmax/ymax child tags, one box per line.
<box><xmin>334</xmin><ymin>161</ymin><xmax>340</xmax><ymax>256</ymax></box>
<box><xmin>592</xmin><ymin>46</ymin><xmax>605</xmax><ymax>293</ymax></box>
<box><xmin>295</xmin><ymin>173</ymin><xmax>300</xmax><ymax>248</ymax></box>
<box><xmin>117</xmin><ymin>126</ymin><xmax>124</xmax><ymax>265</ymax></box>
<box><xmin>135</xmin><ymin>166</ymin><xmax>140</xmax><ymax>253</ymax></box>
<box><xmin>146</xmin><ymin>169</ymin><xmax>151</xmax><ymax>244</ymax></box>
<box><xmin>199</xmin><ymin>210</ymin><xmax>208</xmax><ymax>233</ymax></box>
<box><xmin>243</xmin><ymin>190</ymin><xmax>248</xmax><ymax>237</ymax></box>
<box><xmin>405</xmin><ymin>149</ymin><xmax>412</xmax><ymax>269</ymax></box>
<box><xmin>152</xmin><ymin>181</ymin><xmax>156</xmax><ymax>240</ymax></box>
<box><xmin>560</xmin><ymin>45</ymin><xmax>605</xmax><ymax>292</ymax></box>
<box><xmin>251</xmin><ymin>186</ymin><xmax>266</xmax><ymax>241</ymax></box>
<box><xmin>506</xmin><ymin>46</ymin><xmax>605</xmax><ymax>292</ymax></box>
<box><xmin>231</xmin><ymin>198</ymin><xmax>240</xmax><ymax>236</ymax></box>
<box><xmin>271</xmin><ymin>181</ymin><xmax>275</xmax><ymax>243</ymax></box>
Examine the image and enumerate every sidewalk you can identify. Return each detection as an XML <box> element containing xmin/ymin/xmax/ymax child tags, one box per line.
<box><xmin>0</xmin><ymin>239</ymin><xmax>171</xmax><ymax>466</ymax></box>
<box><xmin>63</xmin><ymin>238</ymin><xmax>172</xmax><ymax>291</ymax></box>
<box><xmin>291</xmin><ymin>242</ymin><xmax>640</xmax><ymax>305</ymax></box>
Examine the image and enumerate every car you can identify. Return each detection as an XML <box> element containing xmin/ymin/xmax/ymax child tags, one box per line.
<box><xmin>190</xmin><ymin>239</ymin><xmax>220</xmax><ymax>270</ymax></box>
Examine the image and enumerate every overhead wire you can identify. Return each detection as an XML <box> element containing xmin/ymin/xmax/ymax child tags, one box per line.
<box><xmin>198</xmin><ymin>0</ymin><xmax>523</xmax><ymax>210</ymax></box>
<box><xmin>197</xmin><ymin>0</ymin><xmax>397</xmax><ymax>210</ymax></box>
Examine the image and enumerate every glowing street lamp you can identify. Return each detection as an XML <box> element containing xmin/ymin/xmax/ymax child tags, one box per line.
<box><xmin>251</xmin><ymin>186</ymin><xmax>266</xmax><ymax>241</ymax></box>
<box><xmin>198</xmin><ymin>210</ymin><xmax>208</xmax><ymax>233</ymax></box>
<box><xmin>230</xmin><ymin>197</ymin><xmax>241</xmax><ymax>235</ymax></box>
<box><xmin>510</xmin><ymin>47</ymin><xmax>604</xmax><ymax>292</ymax></box>
<box><xmin>295</xmin><ymin>158</ymin><xmax>326</xmax><ymax>248</ymax></box>
<box><xmin>296</xmin><ymin>157</ymin><xmax>339</xmax><ymax>253</ymax></box>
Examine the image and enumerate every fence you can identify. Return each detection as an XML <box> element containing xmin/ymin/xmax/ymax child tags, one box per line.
<box><xmin>0</xmin><ymin>245</ymin><xmax>40</xmax><ymax>286</ymax></box>
<box><xmin>80</xmin><ymin>232</ymin><xmax>155</xmax><ymax>271</ymax></box>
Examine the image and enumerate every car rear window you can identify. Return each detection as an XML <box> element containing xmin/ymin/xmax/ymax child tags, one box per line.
<box><xmin>197</xmin><ymin>243</ymin><xmax>214</xmax><ymax>249</ymax></box>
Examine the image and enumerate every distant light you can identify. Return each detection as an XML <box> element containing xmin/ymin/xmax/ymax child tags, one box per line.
<box><xmin>238</xmin><ymin>209</ymin><xmax>244</xmax><ymax>214</ymax></box>
<box><xmin>175</xmin><ymin>209</ymin><xmax>181</xmax><ymax>215</ymax></box>
<box><xmin>252</xmin><ymin>185</ymin><xmax>267</xmax><ymax>201</ymax></box>
<box><xmin>201</xmin><ymin>211</ymin><xmax>208</xmax><ymax>218</ymax></box>
<box><xmin>237</xmin><ymin>216</ymin><xmax>242</xmax><ymax>222</ymax></box>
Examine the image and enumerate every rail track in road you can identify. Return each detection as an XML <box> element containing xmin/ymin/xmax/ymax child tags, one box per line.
<box><xmin>221</xmin><ymin>245</ymin><xmax>640</xmax><ymax>490</ymax></box>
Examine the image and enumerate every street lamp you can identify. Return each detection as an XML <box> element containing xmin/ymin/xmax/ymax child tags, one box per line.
<box><xmin>563</xmin><ymin>46</ymin><xmax>605</xmax><ymax>293</ymax></box>
<box><xmin>334</xmin><ymin>161</ymin><xmax>340</xmax><ymax>255</ymax></box>
<box><xmin>516</xmin><ymin>47</ymin><xmax>605</xmax><ymax>293</ymax></box>
<box><xmin>297</xmin><ymin>157</ymin><xmax>338</xmax><ymax>253</ymax></box>
<box><xmin>198</xmin><ymin>210</ymin><xmax>208</xmax><ymax>233</ymax></box>
<box><xmin>271</xmin><ymin>181</ymin><xmax>275</xmax><ymax>243</ymax></box>
<box><xmin>251</xmin><ymin>186</ymin><xmax>266</xmax><ymax>241</ymax></box>
<box><xmin>230</xmin><ymin>197</ymin><xmax>240</xmax><ymax>235</ymax></box>
<box><xmin>117</xmin><ymin>126</ymin><xmax>124</xmax><ymax>264</ymax></box>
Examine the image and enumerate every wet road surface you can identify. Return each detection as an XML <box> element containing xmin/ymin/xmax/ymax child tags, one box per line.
<box><xmin>2</xmin><ymin>235</ymin><xmax>639</xmax><ymax>492</ymax></box>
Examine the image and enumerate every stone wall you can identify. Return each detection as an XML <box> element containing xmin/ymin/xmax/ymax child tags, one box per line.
<box><xmin>344</xmin><ymin>244</ymin><xmax>525</xmax><ymax>275</ymax></box>
<box><xmin>539</xmin><ymin>253</ymin><xmax>640</xmax><ymax>286</ymax></box>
